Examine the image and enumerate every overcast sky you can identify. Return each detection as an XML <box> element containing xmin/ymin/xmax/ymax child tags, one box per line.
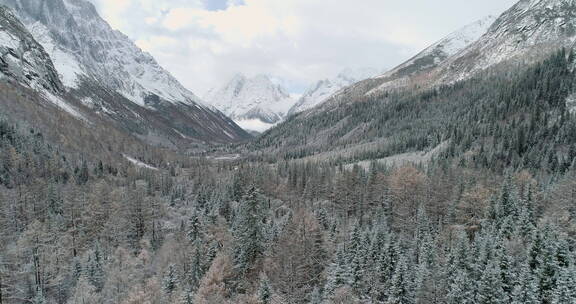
<box><xmin>90</xmin><ymin>0</ymin><xmax>518</xmax><ymax>95</ymax></box>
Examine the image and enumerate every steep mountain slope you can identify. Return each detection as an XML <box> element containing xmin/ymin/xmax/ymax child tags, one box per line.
<box><xmin>346</xmin><ymin>0</ymin><xmax>576</xmax><ymax>99</ymax></box>
<box><xmin>204</xmin><ymin>74</ymin><xmax>296</xmax><ymax>132</ymax></box>
<box><xmin>0</xmin><ymin>0</ymin><xmax>250</xmax><ymax>145</ymax></box>
<box><xmin>437</xmin><ymin>0</ymin><xmax>576</xmax><ymax>83</ymax></box>
<box><xmin>366</xmin><ymin>15</ymin><xmax>496</xmax><ymax>94</ymax></box>
<box><xmin>288</xmin><ymin>67</ymin><xmax>381</xmax><ymax>115</ymax></box>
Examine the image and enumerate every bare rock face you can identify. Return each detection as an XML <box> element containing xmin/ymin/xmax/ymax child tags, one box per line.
<box><xmin>0</xmin><ymin>5</ymin><xmax>63</xmax><ymax>94</ymax></box>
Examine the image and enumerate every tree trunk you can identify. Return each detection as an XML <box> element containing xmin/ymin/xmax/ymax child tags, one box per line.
<box><xmin>0</xmin><ymin>272</ymin><xmax>3</xmax><ymax>304</ymax></box>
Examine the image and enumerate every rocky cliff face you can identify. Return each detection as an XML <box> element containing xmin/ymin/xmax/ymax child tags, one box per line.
<box><xmin>0</xmin><ymin>5</ymin><xmax>62</xmax><ymax>94</ymax></box>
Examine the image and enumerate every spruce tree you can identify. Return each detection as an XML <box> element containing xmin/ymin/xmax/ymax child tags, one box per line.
<box><xmin>511</xmin><ymin>262</ymin><xmax>539</xmax><ymax>304</ymax></box>
<box><xmin>552</xmin><ymin>265</ymin><xmax>576</xmax><ymax>304</ymax></box>
<box><xmin>258</xmin><ymin>275</ymin><xmax>272</xmax><ymax>304</ymax></box>
<box><xmin>163</xmin><ymin>264</ymin><xmax>179</xmax><ymax>295</ymax></box>
<box><xmin>232</xmin><ymin>186</ymin><xmax>265</xmax><ymax>275</ymax></box>
<box><xmin>477</xmin><ymin>260</ymin><xmax>507</xmax><ymax>304</ymax></box>
<box><xmin>386</xmin><ymin>255</ymin><xmax>413</xmax><ymax>304</ymax></box>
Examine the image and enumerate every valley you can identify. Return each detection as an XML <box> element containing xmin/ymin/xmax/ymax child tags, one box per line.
<box><xmin>1</xmin><ymin>0</ymin><xmax>576</xmax><ymax>304</ymax></box>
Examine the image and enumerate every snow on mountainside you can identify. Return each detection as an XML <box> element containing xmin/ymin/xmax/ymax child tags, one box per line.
<box><xmin>288</xmin><ymin>67</ymin><xmax>381</xmax><ymax>115</ymax></box>
<box><xmin>0</xmin><ymin>0</ymin><xmax>250</xmax><ymax>144</ymax></box>
<box><xmin>205</xmin><ymin>74</ymin><xmax>296</xmax><ymax>132</ymax></box>
<box><xmin>0</xmin><ymin>0</ymin><xmax>204</xmax><ymax>108</ymax></box>
<box><xmin>366</xmin><ymin>16</ymin><xmax>496</xmax><ymax>95</ymax></box>
<box><xmin>0</xmin><ymin>5</ymin><xmax>63</xmax><ymax>94</ymax></box>
<box><xmin>0</xmin><ymin>5</ymin><xmax>87</xmax><ymax>119</ymax></box>
<box><xmin>437</xmin><ymin>0</ymin><xmax>576</xmax><ymax>83</ymax></box>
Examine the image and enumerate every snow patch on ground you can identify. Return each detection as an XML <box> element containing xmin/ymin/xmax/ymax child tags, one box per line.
<box><xmin>124</xmin><ymin>155</ymin><xmax>158</xmax><ymax>170</ymax></box>
<box><xmin>42</xmin><ymin>92</ymin><xmax>86</xmax><ymax>121</ymax></box>
<box><xmin>345</xmin><ymin>141</ymin><xmax>449</xmax><ymax>170</ymax></box>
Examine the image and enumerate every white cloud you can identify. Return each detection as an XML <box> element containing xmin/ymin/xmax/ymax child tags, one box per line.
<box><xmin>90</xmin><ymin>0</ymin><xmax>519</xmax><ymax>95</ymax></box>
<box><xmin>95</xmin><ymin>0</ymin><xmax>132</xmax><ymax>29</ymax></box>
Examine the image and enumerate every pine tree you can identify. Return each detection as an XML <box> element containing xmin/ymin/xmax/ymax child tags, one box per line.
<box><xmin>551</xmin><ymin>265</ymin><xmax>576</xmax><ymax>304</ymax></box>
<box><xmin>258</xmin><ymin>275</ymin><xmax>272</xmax><ymax>304</ymax></box>
<box><xmin>87</xmin><ymin>246</ymin><xmax>104</xmax><ymax>292</ymax></box>
<box><xmin>374</xmin><ymin>236</ymin><xmax>399</xmax><ymax>301</ymax></box>
<box><xmin>232</xmin><ymin>186</ymin><xmax>266</xmax><ymax>275</ymax></box>
<box><xmin>477</xmin><ymin>260</ymin><xmax>507</xmax><ymax>304</ymax></box>
<box><xmin>187</xmin><ymin>211</ymin><xmax>202</xmax><ymax>243</ymax></box>
<box><xmin>309</xmin><ymin>287</ymin><xmax>322</xmax><ymax>304</ymax></box>
<box><xmin>511</xmin><ymin>262</ymin><xmax>539</xmax><ymax>304</ymax></box>
<box><xmin>386</xmin><ymin>255</ymin><xmax>413</xmax><ymax>304</ymax></box>
<box><xmin>324</xmin><ymin>245</ymin><xmax>351</xmax><ymax>296</ymax></box>
<box><xmin>180</xmin><ymin>289</ymin><xmax>195</xmax><ymax>304</ymax></box>
<box><xmin>31</xmin><ymin>289</ymin><xmax>45</xmax><ymax>304</ymax></box>
<box><xmin>163</xmin><ymin>264</ymin><xmax>179</xmax><ymax>295</ymax></box>
<box><xmin>446</xmin><ymin>269</ymin><xmax>475</xmax><ymax>304</ymax></box>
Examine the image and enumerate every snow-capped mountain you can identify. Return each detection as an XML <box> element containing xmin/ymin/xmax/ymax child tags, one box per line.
<box><xmin>437</xmin><ymin>0</ymin><xmax>576</xmax><ymax>83</ymax></box>
<box><xmin>205</xmin><ymin>74</ymin><xmax>296</xmax><ymax>132</ymax></box>
<box><xmin>288</xmin><ymin>67</ymin><xmax>381</xmax><ymax>115</ymax></box>
<box><xmin>0</xmin><ymin>0</ymin><xmax>250</xmax><ymax>145</ymax></box>
<box><xmin>365</xmin><ymin>16</ymin><xmax>496</xmax><ymax>95</ymax></box>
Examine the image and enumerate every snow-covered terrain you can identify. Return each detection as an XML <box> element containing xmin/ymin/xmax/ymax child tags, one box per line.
<box><xmin>124</xmin><ymin>155</ymin><xmax>158</xmax><ymax>170</ymax></box>
<box><xmin>367</xmin><ymin>16</ymin><xmax>496</xmax><ymax>95</ymax></box>
<box><xmin>288</xmin><ymin>68</ymin><xmax>381</xmax><ymax>115</ymax></box>
<box><xmin>204</xmin><ymin>74</ymin><xmax>297</xmax><ymax>132</ymax></box>
<box><xmin>437</xmin><ymin>0</ymin><xmax>576</xmax><ymax>84</ymax></box>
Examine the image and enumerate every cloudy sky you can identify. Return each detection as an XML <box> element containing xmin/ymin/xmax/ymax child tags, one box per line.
<box><xmin>90</xmin><ymin>0</ymin><xmax>518</xmax><ymax>95</ymax></box>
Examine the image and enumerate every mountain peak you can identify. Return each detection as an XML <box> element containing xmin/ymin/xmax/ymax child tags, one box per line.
<box><xmin>205</xmin><ymin>74</ymin><xmax>296</xmax><ymax>132</ymax></box>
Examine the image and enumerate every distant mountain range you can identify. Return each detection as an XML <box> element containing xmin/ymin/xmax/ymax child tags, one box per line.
<box><xmin>204</xmin><ymin>68</ymin><xmax>384</xmax><ymax>133</ymax></box>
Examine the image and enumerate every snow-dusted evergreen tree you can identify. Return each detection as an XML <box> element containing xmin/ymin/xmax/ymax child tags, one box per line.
<box><xmin>187</xmin><ymin>211</ymin><xmax>202</xmax><ymax>243</ymax></box>
<box><xmin>180</xmin><ymin>289</ymin><xmax>195</xmax><ymax>304</ymax></box>
<box><xmin>163</xmin><ymin>264</ymin><xmax>179</xmax><ymax>295</ymax></box>
<box><xmin>32</xmin><ymin>289</ymin><xmax>46</xmax><ymax>304</ymax></box>
<box><xmin>386</xmin><ymin>255</ymin><xmax>413</xmax><ymax>304</ymax></box>
<box><xmin>324</xmin><ymin>245</ymin><xmax>351</xmax><ymax>296</ymax></box>
<box><xmin>374</xmin><ymin>236</ymin><xmax>400</xmax><ymax>301</ymax></box>
<box><xmin>309</xmin><ymin>287</ymin><xmax>322</xmax><ymax>304</ymax></box>
<box><xmin>87</xmin><ymin>246</ymin><xmax>105</xmax><ymax>292</ymax></box>
<box><xmin>511</xmin><ymin>262</ymin><xmax>539</xmax><ymax>304</ymax></box>
<box><xmin>446</xmin><ymin>269</ymin><xmax>475</xmax><ymax>304</ymax></box>
<box><xmin>232</xmin><ymin>186</ymin><xmax>266</xmax><ymax>275</ymax></box>
<box><xmin>552</xmin><ymin>264</ymin><xmax>576</xmax><ymax>304</ymax></box>
<box><xmin>477</xmin><ymin>260</ymin><xmax>507</xmax><ymax>304</ymax></box>
<box><xmin>258</xmin><ymin>275</ymin><xmax>272</xmax><ymax>304</ymax></box>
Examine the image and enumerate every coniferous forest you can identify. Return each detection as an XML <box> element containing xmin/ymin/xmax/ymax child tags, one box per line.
<box><xmin>1</xmin><ymin>48</ymin><xmax>576</xmax><ymax>304</ymax></box>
